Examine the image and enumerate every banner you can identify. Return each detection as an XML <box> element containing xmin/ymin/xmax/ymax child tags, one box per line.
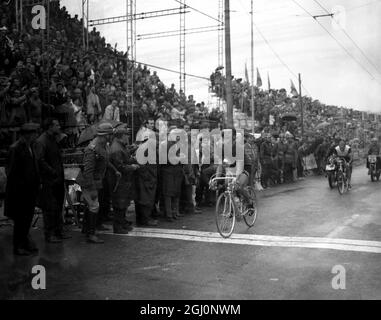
<box><xmin>290</xmin><ymin>80</ymin><xmax>298</xmax><ymax>97</ymax></box>
<box><xmin>245</xmin><ymin>63</ymin><xmax>249</xmax><ymax>83</ymax></box>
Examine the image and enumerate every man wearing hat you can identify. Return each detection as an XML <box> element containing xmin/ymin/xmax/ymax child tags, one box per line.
<box><xmin>34</xmin><ymin>118</ymin><xmax>68</xmax><ymax>243</ymax></box>
<box><xmin>159</xmin><ymin>127</ymin><xmax>187</xmax><ymax>221</ymax></box>
<box><xmin>4</xmin><ymin>123</ymin><xmax>40</xmax><ymax>256</ymax></box>
<box><xmin>77</xmin><ymin>122</ymin><xmax>117</xmax><ymax>244</ymax></box>
<box><xmin>134</xmin><ymin>127</ymin><xmax>159</xmax><ymax>227</ymax></box>
<box><xmin>108</xmin><ymin>125</ymin><xmax>139</xmax><ymax>234</ymax></box>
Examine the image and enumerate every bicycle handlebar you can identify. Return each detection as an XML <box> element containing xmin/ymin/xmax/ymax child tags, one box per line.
<box><xmin>209</xmin><ymin>176</ymin><xmax>237</xmax><ymax>191</ymax></box>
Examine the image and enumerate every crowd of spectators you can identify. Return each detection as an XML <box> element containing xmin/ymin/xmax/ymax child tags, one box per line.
<box><xmin>0</xmin><ymin>0</ymin><xmax>225</xmax><ymax>155</ymax></box>
<box><xmin>210</xmin><ymin>67</ymin><xmax>381</xmax><ymax>180</ymax></box>
<box><xmin>2</xmin><ymin>0</ymin><xmax>381</xmax><ymax>255</ymax></box>
<box><xmin>0</xmin><ymin>0</ymin><xmax>379</xmax><ymax>194</ymax></box>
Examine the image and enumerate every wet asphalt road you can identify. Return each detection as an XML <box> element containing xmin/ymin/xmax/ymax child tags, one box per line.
<box><xmin>0</xmin><ymin>166</ymin><xmax>380</xmax><ymax>300</ymax></box>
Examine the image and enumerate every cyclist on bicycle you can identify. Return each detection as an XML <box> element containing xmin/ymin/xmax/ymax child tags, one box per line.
<box><xmin>367</xmin><ymin>137</ymin><xmax>380</xmax><ymax>174</ymax></box>
<box><xmin>213</xmin><ymin>131</ymin><xmax>253</xmax><ymax>208</ymax></box>
<box><xmin>333</xmin><ymin>139</ymin><xmax>353</xmax><ymax>189</ymax></box>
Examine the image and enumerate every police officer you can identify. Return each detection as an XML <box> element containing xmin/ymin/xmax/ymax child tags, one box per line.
<box><xmin>77</xmin><ymin>123</ymin><xmax>118</xmax><ymax>244</ymax></box>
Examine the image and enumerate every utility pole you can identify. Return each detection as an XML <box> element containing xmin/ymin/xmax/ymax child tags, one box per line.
<box><xmin>299</xmin><ymin>73</ymin><xmax>304</xmax><ymax>137</ymax></box>
<box><xmin>224</xmin><ymin>0</ymin><xmax>234</xmax><ymax>128</ymax></box>
<box><xmin>250</xmin><ymin>0</ymin><xmax>255</xmax><ymax>134</ymax></box>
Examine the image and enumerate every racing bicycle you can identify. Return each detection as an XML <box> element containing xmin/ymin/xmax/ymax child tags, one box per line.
<box><xmin>209</xmin><ymin>175</ymin><xmax>258</xmax><ymax>238</ymax></box>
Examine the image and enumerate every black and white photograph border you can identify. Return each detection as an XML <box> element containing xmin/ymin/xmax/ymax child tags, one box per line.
<box><xmin>0</xmin><ymin>0</ymin><xmax>381</xmax><ymax>302</ymax></box>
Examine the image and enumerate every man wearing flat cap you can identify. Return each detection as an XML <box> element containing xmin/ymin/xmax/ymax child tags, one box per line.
<box><xmin>77</xmin><ymin>122</ymin><xmax>119</xmax><ymax>244</ymax></box>
<box><xmin>34</xmin><ymin>118</ymin><xmax>68</xmax><ymax>243</ymax></box>
<box><xmin>4</xmin><ymin>123</ymin><xmax>40</xmax><ymax>256</ymax></box>
<box><xmin>108</xmin><ymin>125</ymin><xmax>139</xmax><ymax>234</ymax></box>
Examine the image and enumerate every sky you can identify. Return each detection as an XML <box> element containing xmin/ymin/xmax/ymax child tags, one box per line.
<box><xmin>61</xmin><ymin>0</ymin><xmax>381</xmax><ymax>113</ymax></box>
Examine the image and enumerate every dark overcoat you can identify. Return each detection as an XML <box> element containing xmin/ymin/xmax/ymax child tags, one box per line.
<box><xmin>4</xmin><ymin>139</ymin><xmax>40</xmax><ymax>219</ymax></box>
<box><xmin>160</xmin><ymin>142</ymin><xmax>184</xmax><ymax>197</ymax></box>
<box><xmin>108</xmin><ymin>139</ymin><xmax>136</xmax><ymax>209</ymax></box>
<box><xmin>135</xmin><ymin>164</ymin><xmax>157</xmax><ymax>208</ymax></box>
<box><xmin>34</xmin><ymin>132</ymin><xmax>65</xmax><ymax>211</ymax></box>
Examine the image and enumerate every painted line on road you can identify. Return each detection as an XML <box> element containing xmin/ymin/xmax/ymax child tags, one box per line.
<box><xmin>326</xmin><ymin>214</ymin><xmax>360</xmax><ymax>238</ymax></box>
<box><xmin>100</xmin><ymin>228</ymin><xmax>381</xmax><ymax>254</ymax></box>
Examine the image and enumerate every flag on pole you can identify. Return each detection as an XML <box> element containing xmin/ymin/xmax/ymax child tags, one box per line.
<box><xmin>267</xmin><ymin>72</ymin><xmax>271</xmax><ymax>91</ymax></box>
<box><xmin>290</xmin><ymin>80</ymin><xmax>298</xmax><ymax>97</ymax></box>
<box><xmin>245</xmin><ymin>63</ymin><xmax>249</xmax><ymax>83</ymax></box>
<box><xmin>256</xmin><ymin>68</ymin><xmax>262</xmax><ymax>87</ymax></box>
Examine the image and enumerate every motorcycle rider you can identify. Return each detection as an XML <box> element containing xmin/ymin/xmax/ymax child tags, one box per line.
<box><xmin>333</xmin><ymin>138</ymin><xmax>353</xmax><ymax>189</ymax></box>
<box><xmin>367</xmin><ymin>137</ymin><xmax>380</xmax><ymax>174</ymax></box>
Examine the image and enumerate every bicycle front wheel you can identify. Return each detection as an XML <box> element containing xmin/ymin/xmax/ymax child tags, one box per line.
<box><xmin>243</xmin><ymin>187</ymin><xmax>258</xmax><ymax>228</ymax></box>
<box><xmin>215</xmin><ymin>192</ymin><xmax>236</xmax><ymax>238</ymax></box>
<box><xmin>337</xmin><ymin>172</ymin><xmax>346</xmax><ymax>195</ymax></box>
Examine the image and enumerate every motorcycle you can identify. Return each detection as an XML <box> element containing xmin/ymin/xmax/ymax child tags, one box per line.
<box><xmin>325</xmin><ymin>156</ymin><xmax>337</xmax><ymax>189</ymax></box>
<box><xmin>368</xmin><ymin>155</ymin><xmax>381</xmax><ymax>182</ymax></box>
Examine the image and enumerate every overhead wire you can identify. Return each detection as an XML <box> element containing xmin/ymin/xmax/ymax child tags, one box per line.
<box><xmin>236</xmin><ymin>0</ymin><xmax>311</xmax><ymax>95</ymax></box>
<box><xmin>312</xmin><ymin>0</ymin><xmax>381</xmax><ymax>77</ymax></box>
<box><xmin>173</xmin><ymin>0</ymin><xmax>222</xmax><ymax>24</ymax></box>
<box><xmin>291</xmin><ymin>0</ymin><xmax>381</xmax><ymax>85</ymax></box>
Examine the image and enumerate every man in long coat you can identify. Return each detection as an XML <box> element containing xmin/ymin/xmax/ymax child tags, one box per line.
<box><xmin>5</xmin><ymin>123</ymin><xmax>40</xmax><ymax>256</ymax></box>
<box><xmin>34</xmin><ymin>118</ymin><xmax>68</xmax><ymax>243</ymax></box>
<box><xmin>135</xmin><ymin>135</ymin><xmax>159</xmax><ymax>227</ymax></box>
<box><xmin>108</xmin><ymin>125</ymin><xmax>139</xmax><ymax>234</ymax></box>
<box><xmin>160</xmin><ymin>128</ymin><xmax>185</xmax><ymax>222</ymax></box>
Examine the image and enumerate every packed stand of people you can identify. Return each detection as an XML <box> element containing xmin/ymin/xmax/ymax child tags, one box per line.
<box><xmin>0</xmin><ymin>0</ymin><xmax>225</xmax><ymax>150</ymax></box>
<box><xmin>0</xmin><ymin>0</ymin><xmax>228</xmax><ymax>254</ymax></box>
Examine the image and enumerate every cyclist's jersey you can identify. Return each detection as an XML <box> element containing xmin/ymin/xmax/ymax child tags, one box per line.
<box><xmin>334</xmin><ymin>145</ymin><xmax>352</xmax><ymax>164</ymax></box>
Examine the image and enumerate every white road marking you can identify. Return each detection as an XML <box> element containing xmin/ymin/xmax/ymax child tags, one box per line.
<box><xmin>326</xmin><ymin>214</ymin><xmax>360</xmax><ymax>238</ymax></box>
<box><xmin>100</xmin><ymin>228</ymin><xmax>381</xmax><ymax>254</ymax></box>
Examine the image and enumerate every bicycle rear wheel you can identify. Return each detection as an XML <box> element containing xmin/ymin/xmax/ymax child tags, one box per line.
<box><xmin>215</xmin><ymin>192</ymin><xmax>235</xmax><ymax>238</ymax></box>
<box><xmin>243</xmin><ymin>187</ymin><xmax>258</xmax><ymax>228</ymax></box>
